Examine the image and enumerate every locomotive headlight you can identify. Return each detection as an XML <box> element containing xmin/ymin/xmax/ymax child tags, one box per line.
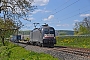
<box><xmin>45</xmin><ymin>34</ymin><xmax>47</xmax><ymax>36</ymax></box>
<box><xmin>43</xmin><ymin>37</ymin><xmax>45</xmax><ymax>39</ymax></box>
<box><xmin>54</xmin><ymin>37</ymin><xmax>55</xmax><ymax>39</ymax></box>
<box><xmin>44</xmin><ymin>34</ymin><xmax>48</xmax><ymax>37</ymax></box>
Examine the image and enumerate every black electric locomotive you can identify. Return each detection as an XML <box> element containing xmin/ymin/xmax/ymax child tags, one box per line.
<box><xmin>29</xmin><ymin>24</ymin><xmax>56</xmax><ymax>47</ymax></box>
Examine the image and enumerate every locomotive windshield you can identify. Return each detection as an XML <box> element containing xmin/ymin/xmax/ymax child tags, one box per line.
<box><xmin>44</xmin><ymin>28</ymin><xmax>49</xmax><ymax>34</ymax></box>
<box><xmin>49</xmin><ymin>28</ymin><xmax>54</xmax><ymax>34</ymax></box>
<box><xmin>43</xmin><ymin>28</ymin><xmax>55</xmax><ymax>34</ymax></box>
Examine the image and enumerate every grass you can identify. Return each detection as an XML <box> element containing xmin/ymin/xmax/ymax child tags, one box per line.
<box><xmin>55</xmin><ymin>36</ymin><xmax>90</xmax><ymax>48</ymax></box>
<box><xmin>0</xmin><ymin>40</ymin><xmax>58</xmax><ymax>60</ymax></box>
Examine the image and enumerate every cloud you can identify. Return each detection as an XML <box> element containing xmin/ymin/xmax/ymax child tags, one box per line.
<box><xmin>31</xmin><ymin>9</ymin><xmax>42</xmax><ymax>14</ymax></box>
<box><xmin>72</xmin><ymin>23</ymin><xmax>75</xmax><ymax>26</ymax></box>
<box><xmin>25</xmin><ymin>24</ymin><xmax>33</xmax><ymax>27</ymax></box>
<box><xmin>62</xmin><ymin>24</ymin><xmax>69</xmax><ymax>27</ymax></box>
<box><xmin>43</xmin><ymin>8</ymin><xmax>51</xmax><ymax>13</ymax></box>
<box><xmin>48</xmin><ymin>15</ymin><xmax>54</xmax><ymax>20</ymax></box>
<box><xmin>73</xmin><ymin>20</ymin><xmax>79</xmax><ymax>26</ymax></box>
<box><xmin>44</xmin><ymin>10</ymin><xmax>51</xmax><ymax>13</ymax></box>
<box><xmin>56</xmin><ymin>24</ymin><xmax>69</xmax><ymax>27</ymax></box>
<box><xmin>28</xmin><ymin>14</ymin><xmax>33</xmax><ymax>16</ymax></box>
<box><xmin>56</xmin><ymin>24</ymin><xmax>62</xmax><ymax>26</ymax></box>
<box><xmin>33</xmin><ymin>0</ymin><xmax>49</xmax><ymax>6</ymax></box>
<box><xmin>31</xmin><ymin>9</ymin><xmax>51</xmax><ymax>14</ymax></box>
<box><xmin>24</xmin><ymin>17</ymin><xmax>35</xmax><ymax>21</ymax></box>
<box><xmin>21</xmin><ymin>24</ymin><xmax>33</xmax><ymax>30</ymax></box>
<box><xmin>43</xmin><ymin>15</ymin><xmax>54</xmax><ymax>21</ymax></box>
<box><xmin>43</xmin><ymin>18</ymin><xmax>48</xmax><ymax>21</ymax></box>
<box><xmin>74</xmin><ymin>20</ymin><xmax>79</xmax><ymax>22</ymax></box>
<box><xmin>80</xmin><ymin>14</ymin><xmax>90</xmax><ymax>17</ymax></box>
<box><xmin>28</xmin><ymin>17</ymin><xmax>35</xmax><ymax>20</ymax></box>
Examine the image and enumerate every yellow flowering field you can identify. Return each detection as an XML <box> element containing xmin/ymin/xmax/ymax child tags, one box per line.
<box><xmin>56</xmin><ymin>36</ymin><xmax>90</xmax><ymax>48</ymax></box>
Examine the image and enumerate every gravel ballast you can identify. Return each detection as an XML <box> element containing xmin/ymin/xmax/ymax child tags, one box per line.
<box><xmin>17</xmin><ymin>43</ymin><xmax>90</xmax><ymax>60</ymax></box>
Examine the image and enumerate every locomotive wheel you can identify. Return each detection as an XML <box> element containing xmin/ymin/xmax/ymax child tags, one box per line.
<box><xmin>32</xmin><ymin>42</ymin><xmax>36</xmax><ymax>46</ymax></box>
<box><xmin>29</xmin><ymin>41</ymin><xmax>32</xmax><ymax>45</ymax></box>
<box><xmin>42</xmin><ymin>44</ymin><xmax>47</xmax><ymax>47</ymax></box>
<box><xmin>27</xmin><ymin>42</ymin><xmax>30</xmax><ymax>45</ymax></box>
<box><xmin>39</xmin><ymin>43</ymin><xmax>44</xmax><ymax>47</ymax></box>
<box><xmin>35</xmin><ymin>42</ymin><xmax>38</xmax><ymax>46</ymax></box>
<box><xmin>30</xmin><ymin>42</ymin><xmax>33</xmax><ymax>45</ymax></box>
<box><xmin>39</xmin><ymin>43</ymin><xmax>42</xmax><ymax>47</ymax></box>
<box><xmin>41</xmin><ymin>44</ymin><xmax>44</xmax><ymax>47</ymax></box>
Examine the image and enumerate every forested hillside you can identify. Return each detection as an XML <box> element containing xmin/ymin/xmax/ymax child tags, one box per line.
<box><xmin>55</xmin><ymin>30</ymin><xmax>74</xmax><ymax>36</ymax></box>
<box><xmin>19</xmin><ymin>30</ymin><xmax>30</xmax><ymax>35</ymax></box>
<box><xmin>19</xmin><ymin>30</ymin><xmax>74</xmax><ymax>36</ymax></box>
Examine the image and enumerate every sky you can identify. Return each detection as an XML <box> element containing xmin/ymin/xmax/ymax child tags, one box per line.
<box><xmin>1</xmin><ymin>0</ymin><xmax>90</xmax><ymax>31</ymax></box>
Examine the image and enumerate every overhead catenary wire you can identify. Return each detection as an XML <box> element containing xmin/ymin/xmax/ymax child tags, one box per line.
<box><xmin>43</xmin><ymin>0</ymin><xmax>80</xmax><ymax>21</ymax></box>
<box><xmin>24</xmin><ymin>0</ymin><xmax>90</xmax><ymax>30</ymax></box>
<box><xmin>59</xmin><ymin>5</ymin><xmax>90</xmax><ymax>19</ymax></box>
<box><xmin>50</xmin><ymin>0</ymin><xmax>71</xmax><ymax>14</ymax></box>
<box><xmin>54</xmin><ymin>5</ymin><xmax>90</xmax><ymax>21</ymax></box>
<box><xmin>61</xmin><ymin>9</ymin><xmax>90</xmax><ymax>21</ymax></box>
<box><xmin>52</xmin><ymin>0</ymin><xmax>80</xmax><ymax>15</ymax></box>
<box><xmin>46</xmin><ymin>9</ymin><xmax>90</xmax><ymax>24</ymax></box>
<box><xmin>46</xmin><ymin>0</ymin><xmax>90</xmax><ymax>23</ymax></box>
<box><xmin>39</xmin><ymin>0</ymin><xmax>71</xmax><ymax>22</ymax></box>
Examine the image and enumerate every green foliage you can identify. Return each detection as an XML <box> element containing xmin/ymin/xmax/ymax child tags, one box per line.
<box><xmin>0</xmin><ymin>18</ymin><xmax>16</xmax><ymax>37</ymax></box>
<box><xmin>0</xmin><ymin>46</ymin><xmax>11</xmax><ymax>60</ymax></box>
<box><xmin>56</xmin><ymin>36</ymin><xmax>90</xmax><ymax>48</ymax></box>
<box><xmin>0</xmin><ymin>39</ymin><xmax>2</xmax><ymax>47</ymax></box>
<box><xmin>74</xmin><ymin>17</ymin><xmax>90</xmax><ymax>35</ymax></box>
<box><xmin>9</xmin><ymin>47</ymin><xmax>58</xmax><ymax>60</ymax></box>
<box><xmin>78</xmin><ymin>25</ymin><xmax>89</xmax><ymax>35</ymax></box>
<box><xmin>0</xmin><ymin>18</ymin><xmax>17</xmax><ymax>45</ymax></box>
<box><xmin>1</xmin><ymin>0</ymin><xmax>35</xmax><ymax>20</ymax></box>
<box><xmin>0</xmin><ymin>41</ymin><xmax>58</xmax><ymax>60</ymax></box>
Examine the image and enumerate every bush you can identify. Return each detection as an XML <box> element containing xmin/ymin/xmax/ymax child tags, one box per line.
<box><xmin>0</xmin><ymin>41</ymin><xmax>58</xmax><ymax>60</ymax></box>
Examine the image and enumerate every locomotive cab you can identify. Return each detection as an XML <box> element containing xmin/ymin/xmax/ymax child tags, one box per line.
<box><xmin>41</xmin><ymin>24</ymin><xmax>56</xmax><ymax>47</ymax></box>
<box><xmin>43</xmin><ymin>28</ymin><xmax>56</xmax><ymax>45</ymax></box>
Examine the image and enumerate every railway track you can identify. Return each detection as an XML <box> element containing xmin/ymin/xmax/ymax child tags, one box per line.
<box><xmin>51</xmin><ymin>47</ymin><xmax>90</xmax><ymax>58</ymax></box>
<box><xmin>17</xmin><ymin>41</ymin><xmax>90</xmax><ymax>59</ymax></box>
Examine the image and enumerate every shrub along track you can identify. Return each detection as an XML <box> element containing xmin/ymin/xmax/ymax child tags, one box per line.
<box><xmin>16</xmin><ymin>41</ymin><xmax>90</xmax><ymax>60</ymax></box>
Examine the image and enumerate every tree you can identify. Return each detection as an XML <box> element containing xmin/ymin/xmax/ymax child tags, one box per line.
<box><xmin>74</xmin><ymin>17</ymin><xmax>90</xmax><ymax>35</ymax></box>
<box><xmin>0</xmin><ymin>0</ymin><xmax>36</xmax><ymax>45</ymax></box>
<box><xmin>0</xmin><ymin>0</ymin><xmax>36</xmax><ymax>33</ymax></box>
<box><xmin>0</xmin><ymin>0</ymin><xmax>36</xmax><ymax>26</ymax></box>
<box><xmin>83</xmin><ymin>17</ymin><xmax>90</xmax><ymax>32</ymax></box>
<box><xmin>1</xmin><ymin>0</ymin><xmax>35</xmax><ymax>14</ymax></box>
<box><xmin>1</xmin><ymin>0</ymin><xmax>36</xmax><ymax>21</ymax></box>
<box><xmin>0</xmin><ymin>18</ymin><xmax>17</xmax><ymax>45</ymax></box>
<box><xmin>74</xmin><ymin>22</ymin><xmax>79</xmax><ymax>35</ymax></box>
<box><xmin>78</xmin><ymin>24</ymin><xmax>88</xmax><ymax>34</ymax></box>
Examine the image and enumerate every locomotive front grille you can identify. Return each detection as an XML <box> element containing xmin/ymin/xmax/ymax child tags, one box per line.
<box><xmin>43</xmin><ymin>39</ymin><xmax>55</xmax><ymax>44</ymax></box>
